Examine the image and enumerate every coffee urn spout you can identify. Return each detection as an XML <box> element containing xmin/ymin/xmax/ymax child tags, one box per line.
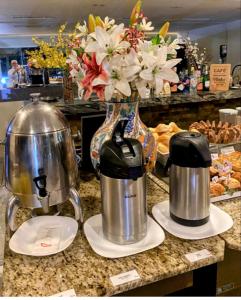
<box><xmin>33</xmin><ymin>173</ymin><xmax>49</xmax><ymax>214</ymax></box>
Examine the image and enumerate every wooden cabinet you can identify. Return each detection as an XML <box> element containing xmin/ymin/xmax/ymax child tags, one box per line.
<box><xmin>217</xmin><ymin>248</ymin><xmax>241</xmax><ymax>296</ymax></box>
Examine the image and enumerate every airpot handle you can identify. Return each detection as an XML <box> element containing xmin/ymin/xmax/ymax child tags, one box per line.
<box><xmin>112</xmin><ymin>119</ymin><xmax>136</xmax><ymax>157</ymax></box>
<box><xmin>112</xmin><ymin>119</ymin><xmax>128</xmax><ymax>145</ymax></box>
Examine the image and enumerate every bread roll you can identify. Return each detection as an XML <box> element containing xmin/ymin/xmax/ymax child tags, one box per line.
<box><xmin>169</xmin><ymin>122</ymin><xmax>182</xmax><ymax>133</ymax></box>
<box><xmin>190</xmin><ymin>128</ymin><xmax>200</xmax><ymax>133</ymax></box>
<box><xmin>231</xmin><ymin>172</ymin><xmax>241</xmax><ymax>183</ymax></box>
<box><xmin>157</xmin><ymin>143</ymin><xmax>169</xmax><ymax>154</ymax></box>
<box><xmin>232</xmin><ymin>161</ymin><xmax>241</xmax><ymax>172</ymax></box>
<box><xmin>157</xmin><ymin>133</ymin><xmax>171</xmax><ymax>147</ymax></box>
<box><xmin>210</xmin><ymin>182</ymin><xmax>225</xmax><ymax>197</ymax></box>
<box><xmin>152</xmin><ymin>133</ymin><xmax>159</xmax><ymax>141</ymax></box>
<box><xmin>155</xmin><ymin>123</ymin><xmax>170</xmax><ymax>134</ymax></box>
<box><xmin>223</xmin><ymin>178</ymin><xmax>241</xmax><ymax>189</ymax></box>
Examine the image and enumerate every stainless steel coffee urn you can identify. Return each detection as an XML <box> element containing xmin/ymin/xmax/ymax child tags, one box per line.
<box><xmin>167</xmin><ymin>132</ymin><xmax>211</xmax><ymax>226</ymax></box>
<box><xmin>5</xmin><ymin>93</ymin><xmax>83</xmax><ymax>230</ymax></box>
<box><xmin>99</xmin><ymin>119</ymin><xmax>147</xmax><ymax>244</ymax></box>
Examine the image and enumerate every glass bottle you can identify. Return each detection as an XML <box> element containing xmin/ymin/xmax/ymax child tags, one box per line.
<box><xmin>189</xmin><ymin>66</ymin><xmax>198</xmax><ymax>96</ymax></box>
<box><xmin>203</xmin><ymin>65</ymin><xmax>210</xmax><ymax>91</ymax></box>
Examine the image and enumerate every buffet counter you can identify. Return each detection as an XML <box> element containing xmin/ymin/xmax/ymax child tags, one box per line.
<box><xmin>1</xmin><ymin>176</ymin><xmax>227</xmax><ymax>297</ymax></box>
<box><xmin>216</xmin><ymin>198</ymin><xmax>241</xmax><ymax>251</ymax></box>
<box><xmin>0</xmin><ymin>84</ymin><xmax>63</xmax><ymax>102</ymax></box>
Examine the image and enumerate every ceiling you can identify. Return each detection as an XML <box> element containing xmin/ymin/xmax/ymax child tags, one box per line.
<box><xmin>0</xmin><ymin>0</ymin><xmax>240</xmax><ymax>47</ymax></box>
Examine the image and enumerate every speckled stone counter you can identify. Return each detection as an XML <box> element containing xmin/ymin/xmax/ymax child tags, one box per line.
<box><xmin>215</xmin><ymin>198</ymin><xmax>241</xmax><ymax>251</ymax></box>
<box><xmin>2</xmin><ymin>175</ymin><xmax>225</xmax><ymax>296</ymax></box>
<box><xmin>0</xmin><ymin>187</ymin><xmax>10</xmax><ymax>294</ymax></box>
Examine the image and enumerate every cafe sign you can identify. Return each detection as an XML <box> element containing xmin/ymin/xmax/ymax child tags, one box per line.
<box><xmin>210</xmin><ymin>64</ymin><xmax>231</xmax><ymax>92</ymax></box>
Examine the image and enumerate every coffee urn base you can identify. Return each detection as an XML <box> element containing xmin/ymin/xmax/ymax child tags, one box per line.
<box><xmin>170</xmin><ymin>212</ymin><xmax>209</xmax><ymax>227</ymax></box>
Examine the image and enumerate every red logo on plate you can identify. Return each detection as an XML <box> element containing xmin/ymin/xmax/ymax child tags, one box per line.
<box><xmin>41</xmin><ymin>243</ymin><xmax>52</xmax><ymax>247</ymax></box>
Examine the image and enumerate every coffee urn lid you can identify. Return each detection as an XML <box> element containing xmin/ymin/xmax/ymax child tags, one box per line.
<box><xmin>169</xmin><ymin>131</ymin><xmax>211</xmax><ymax>168</ymax></box>
<box><xmin>7</xmin><ymin>100</ymin><xmax>68</xmax><ymax>135</ymax></box>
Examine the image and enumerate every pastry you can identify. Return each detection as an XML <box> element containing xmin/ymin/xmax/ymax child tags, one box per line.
<box><xmin>157</xmin><ymin>133</ymin><xmax>171</xmax><ymax>147</ymax></box>
<box><xmin>210</xmin><ymin>182</ymin><xmax>225</xmax><ymax>197</ymax></box>
<box><xmin>169</xmin><ymin>122</ymin><xmax>182</xmax><ymax>133</ymax></box>
<box><xmin>189</xmin><ymin>120</ymin><xmax>241</xmax><ymax>144</ymax></box>
<box><xmin>209</xmin><ymin>166</ymin><xmax>219</xmax><ymax>177</ymax></box>
<box><xmin>155</xmin><ymin>123</ymin><xmax>170</xmax><ymax>134</ymax></box>
<box><xmin>231</xmin><ymin>172</ymin><xmax>241</xmax><ymax>182</ymax></box>
<box><xmin>157</xmin><ymin>143</ymin><xmax>169</xmax><ymax>154</ymax></box>
<box><xmin>152</xmin><ymin>132</ymin><xmax>159</xmax><ymax>140</ymax></box>
<box><xmin>232</xmin><ymin>161</ymin><xmax>241</xmax><ymax>172</ymax></box>
<box><xmin>150</xmin><ymin>122</ymin><xmax>185</xmax><ymax>154</ymax></box>
<box><xmin>223</xmin><ymin>178</ymin><xmax>241</xmax><ymax>190</ymax></box>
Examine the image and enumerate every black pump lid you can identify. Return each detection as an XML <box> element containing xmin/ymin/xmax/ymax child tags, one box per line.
<box><xmin>168</xmin><ymin>131</ymin><xmax>211</xmax><ymax>168</ymax></box>
<box><xmin>99</xmin><ymin>119</ymin><xmax>145</xmax><ymax>180</ymax></box>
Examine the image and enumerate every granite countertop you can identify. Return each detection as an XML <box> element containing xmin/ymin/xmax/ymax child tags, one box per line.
<box><xmin>2</xmin><ymin>175</ymin><xmax>225</xmax><ymax>296</ymax></box>
<box><xmin>215</xmin><ymin>198</ymin><xmax>241</xmax><ymax>251</ymax></box>
<box><xmin>0</xmin><ymin>187</ymin><xmax>10</xmax><ymax>294</ymax></box>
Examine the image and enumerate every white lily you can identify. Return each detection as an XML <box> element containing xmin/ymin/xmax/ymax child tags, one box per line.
<box><xmin>135</xmin><ymin>79</ymin><xmax>150</xmax><ymax>99</ymax></box>
<box><xmin>85</xmin><ymin>24</ymin><xmax>130</xmax><ymax>65</ymax></box>
<box><xmin>140</xmin><ymin>47</ymin><xmax>181</xmax><ymax>95</ymax></box>
<box><xmin>167</xmin><ymin>38</ymin><xmax>180</xmax><ymax>56</ymax></box>
<box><xmin>139</xmin><ymin>18</ymin><xmax>154</xmax><ymax>31</ymax></box>
<box><xmin>75</xmin><ymin>21</ymin><xmax>88</xmax><ymax>37</ymax></box>
<box><xmin>102</xmin><ymin>16</ymin><xmax>116</xmax><ymax>30</ymax></box>
<box><xmin>137</xmin><ymin>40</ymin><xmax>162</xmax><ymax>68</ymax></box>
<box><xmin>66</xmin><ymin>50</ymin><xmax>78</xmax><ymax>65</ymax></box>
<box><xmin>92</xmin><ymin>51</ymin><xmax>141</xmax><ymax>101</ymax></box>
<box><xmin>66</xmin><ymin>50</ymin><xmax>84</xmax><ymax>82</ymax></box>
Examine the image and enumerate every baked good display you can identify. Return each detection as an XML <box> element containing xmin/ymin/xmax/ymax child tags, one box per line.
<box><xmin>209</xmin><ymin>150</ymin><xmax>241</xmax><ymax>197</ymax></box>
<box><xmin>189</xmin><ymin>120</ymin><xmax>241</xmax><ymax>144</ymax></box>
<box><xmin>150</xmin><ymin>122</ymin><xmax>184</xmax><ymax>154</ymax></box>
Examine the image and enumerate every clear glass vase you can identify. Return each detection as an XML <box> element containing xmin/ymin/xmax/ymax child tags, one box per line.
<box><xmin>90</xmin><ymin>100</ymin><xmax>157</xmax><ymax>172</ymax></box>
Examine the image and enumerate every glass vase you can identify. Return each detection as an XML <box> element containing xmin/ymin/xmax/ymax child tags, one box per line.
<box><xmin>90</xmin><ymin>100</ymin><xmax>157</xmax><ymax>172</ymax></box>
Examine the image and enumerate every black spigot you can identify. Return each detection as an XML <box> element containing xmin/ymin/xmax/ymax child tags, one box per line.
<box><xmin>33</xmin><ymin>169</ymin><xmax>47</xmax><ymax>197</ymax></box>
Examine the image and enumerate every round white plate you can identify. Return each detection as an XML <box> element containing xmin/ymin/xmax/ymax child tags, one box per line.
<box><xmin>9</xmin><ymin>216</ymin><xmax>78</xmax><ymax>256</ymax></box>
<box><xmin>152</xmin><ymin>201</ymin><xmax>233</xmax><ymax>240</ymax></box>
<box><xmin>84</xmin><ymin>214</ymin><xmax>165</xmax><ymax>258</ymax></box>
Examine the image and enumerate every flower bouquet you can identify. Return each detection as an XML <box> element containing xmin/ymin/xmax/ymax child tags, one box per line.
<box><xmin>66</xmin><ymin>0</ymin><xmax>181</xmax><ymax>101</ymax></box>
<box><xmin>66</xmin><ymin>0</ymin><xmax>182</xmax><ymax>171</ymax></box>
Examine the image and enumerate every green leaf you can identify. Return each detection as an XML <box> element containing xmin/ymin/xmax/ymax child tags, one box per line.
<box><xmin>151</xmin><ymin>34</ymin><xmax>161</xmax><ymax>45</ymax></box>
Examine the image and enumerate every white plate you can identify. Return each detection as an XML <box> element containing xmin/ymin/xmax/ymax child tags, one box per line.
<box><xmin>9</xmin><ymin>216</ymin><xmax>78</xmax><ymax>256</ymax></box>
<box><xmin>152</xmin><ymin>201</ymin><xmax>233</xmax><ymax>240</ymax></box>
<box><xmin>84</xmin><ymin>214</ymin><xmax>165</xmax><ymax>258</ymax></box>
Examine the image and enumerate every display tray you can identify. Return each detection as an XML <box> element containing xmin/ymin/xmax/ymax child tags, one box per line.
<box><xmin>154</xmin><ymin>141</ymin><xmax>241</xmax><ymax>202</ymax></box>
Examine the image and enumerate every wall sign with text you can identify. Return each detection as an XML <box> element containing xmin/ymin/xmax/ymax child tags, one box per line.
<box><xmin>210</xmin><ymin>64</ymin><xmax>231</xmax><ymax>92</ymax></box>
